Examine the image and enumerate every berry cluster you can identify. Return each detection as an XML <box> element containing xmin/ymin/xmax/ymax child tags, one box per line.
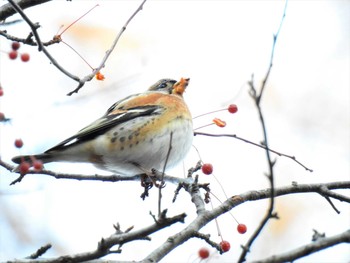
<box><xmin>8</xmin><ymin>42</ymin><xmax>30</xmax><ymax>62</ymax></box>
<box><xmin>1</xmin><ymin>83</ymin><xmax>42</xmax><ymax>175</ymax></box>
<box><xmin>194</xmin><ymin>104</ymin><xmax>238</xmax><ymax>131</ymax></box>
<box><xmin>197</xmin><ymin>224</ymin><xmax>247</xmax><ymax>259</ymax></box>
<box><xmin>197</xmin><ymin>240</ymin><xmax>231</xmax><ymax>260</ymax></box>
<box><xmin>0</xmin><ymin>46</ymin><xmax>38</xmax><ymax>175</ymax></box>
<box><xmin>14</xmin><ymin>138</ymin><xmax>43</xmax><ymax>174</ymax></box>
<box><xmin>197</xmin><ymin>158</ymin><xmax>248</xmax><ymax>259</ymax></box>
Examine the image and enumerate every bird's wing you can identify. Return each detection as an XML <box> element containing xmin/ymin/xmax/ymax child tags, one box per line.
<box><xmin>46</xmin><ymin>105</ymin><xmax>162</xmax><ymax>153</ymax></box>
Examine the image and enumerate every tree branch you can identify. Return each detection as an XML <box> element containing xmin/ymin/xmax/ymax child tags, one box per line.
<box><xmin>256</xmin><ymin>0</ymin><xmax>288</xmax><ymax>105</ymax></box>
<box><xmin>144</xmin><ymin>181</ymin><xmax>350</xmax><ymax>262</ymax></box>
<box><xmin>3</xmin><ymin>0</ymin><xmax>147</xmax><ymax>95</ymax></box>
<box><xmin>194</xmin><ymin>131</ymin><xmax>313</xmax><ymax>172</ymax></box>
<box><xmin>0</xmin><ymin>0</ymin><xmax>53</xmax><ymax>21</ymax></box>
<box><xmin>0</xmin><ymin>158</ymin><xmax>193</xmax><ymax>186</ymax></box>
<box><xmin>238</xmin><ymin>2</ymin><xmax>288</xmax><ymax>262</ymax></box>
<box><xmin>251</xmin><ymin>229</ymin><xmax>350</xmax><ymax>263</ymax></box>
<box><xmin>7</xmin><ymin>0</ymin><xmax>81</xmax><ymax>81</ymax></box>
<box><xmin>7</xmin><ymin>212</ymin><xmax>186</xmax><ymax>263</ymax></box>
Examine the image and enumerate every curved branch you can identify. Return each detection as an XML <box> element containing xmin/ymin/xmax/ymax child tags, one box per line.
<box><xmin>144</xmin><ymin>181</ymin><xmax>350</xmax><ymax>262</ymax></box>
<box><xmin>194</xmin><ymin>131</ymin><xmax>313</xmax><ymax>172</ymax></box>
<box><xmin>0</xmin><ymin>0</ymin><xmax>53</xmax><ymax>21</ymax></box>
<box><xmin>0</xmin><ymin>158</ymin><xmax>192</xmax><ymax>186</ymax></box>
<box><xmin>7</xmin><ymin>212</ymin><xmax>186</xmax><ymax>263</ymax></box>
<box><xmin>251</xmin><ymin>229</ymin><xmax>350</xmax><ymax>263</ymax></box>
<box><xmin>2</xmin><ymin>152</ymin><xmax>349</xmax><ymax>263</ymax></box>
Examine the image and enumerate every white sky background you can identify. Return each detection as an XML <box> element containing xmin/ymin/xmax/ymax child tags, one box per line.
<box><xmin>0</xmin><ymin>0</ymin><xmax>349</xmax><ymax>262</ymax></box>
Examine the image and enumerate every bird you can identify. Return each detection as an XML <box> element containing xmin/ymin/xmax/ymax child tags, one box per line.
<box><xmin>12</xmin><ymin>78</ymin><xmax>193</xmax><ymax>176</ymax></box>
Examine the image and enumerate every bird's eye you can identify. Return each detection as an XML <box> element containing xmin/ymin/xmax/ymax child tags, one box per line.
<box><xmin>158</xmin><ymin>83</ymin><xmax>167</xmax><ymax>89</ymax></box>
<box><xmin>148</xmin><ymin>79</ymin><xmax>177</xmax><ymax>92</ymax></box>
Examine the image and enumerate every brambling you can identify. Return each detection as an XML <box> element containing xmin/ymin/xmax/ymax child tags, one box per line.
<box><xmin>12</xmin><ymin>78</ymin><xmax>193</xmax><ymax>176</ymax></box>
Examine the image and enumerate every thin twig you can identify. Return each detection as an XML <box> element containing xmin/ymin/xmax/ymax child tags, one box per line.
<box><xmin>238</xmin><ymin>1</ymin><xmax>288</xmax><ymax>262</ymax></box>
<box><xmin>322</xmin><ymin>196</ymin><xmax>341</xmax><ymax>214</ymax></box>
<box><xmin>317</xmin><ymin>185</ymin><xmax>350</xmax><ymax>214</ymax></box>
<box><xmin>26</xmin><ymin>244</ymin><xmax>52</xmax><ymax>259</ymax></box>
<box><xmin>319</xmin><ymin>185</ymin><xmax>350</xmax><ymax>203</ymax></box>
<box><xmin>192</xmin><ymin>232</ymin><xmax>222</xmax><ymax>252</ymax></box>
<box><xmin>158</xmin><ymin>132</ymin><xmax>173</xmax><ymax>217</ymax></box>
<box><xmin>194</xmin><ymin>131</ymin><xmax>312</xmax><ymax>172</ymax></box>
<box><xmin>0</xmin><ymin>158</ymin><xmax>189</xmax><ymax>186</ymax></box>
<box><xmin>257</xmin><ymin>0</ymin><xmax>288</xmax><ymax>105</ymax></box>
<box><xmin>0</xmin><ymin>30</ymin><xmax>60</xmax><ymax>46</ymax></box>
<box><xmin>67</xmin><ymin>0</ymin><xmax>148</xmax><ymax>95</ymax></box>
<box><xmin>7</xmin><ymin>0</ymin><xmax>43</xmax><ymax>51</ymax></box>
<box><xmin>7</xmin><ymin>0</ymin><xmax>81</xmax><ymax>81</ymax></box>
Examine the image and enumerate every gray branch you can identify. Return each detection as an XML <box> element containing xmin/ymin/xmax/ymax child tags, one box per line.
<box><xmin>251</xmin><ymin>229</ymin><xmax>350</xmax><ymax>263</ymax></box>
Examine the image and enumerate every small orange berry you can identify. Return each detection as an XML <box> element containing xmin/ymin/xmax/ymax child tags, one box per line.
<box><xmin>213</xmin><ymin>118</ymin><xmax>226</xmax><ymax>127</ymax></box>
<box><xmin>95</xmin><ymin>71</ymin><xmax>105</xmax><ymax>80</ymax></box>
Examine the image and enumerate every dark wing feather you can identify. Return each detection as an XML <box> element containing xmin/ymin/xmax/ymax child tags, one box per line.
<box><xmin>46</xmin><ymin>105</ymin><xmax>162</xmax><ymax>153</ymax></box>
<box><xmin>104</xmin><ymin>93</ymin><xmax>140</xmax><ymax>114</ymax></box>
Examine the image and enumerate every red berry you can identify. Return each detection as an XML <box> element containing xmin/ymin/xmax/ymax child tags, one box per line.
<box><xmin>21</xmin><ymin>53</ymin><xmax>30</xmax><ymax>62</ymax></box>
<box><xmin>220</xmin><ymin>240</ymin><xmax>231</xmax><ymax>252</ymax></box>
<box><xmin>237</xmin><ymin>223</ymin><xmax>247</xmax><ymax>234</ymax></box>
<box><xmin>0</xmin><ymin>112</ymin><xmax>4</xmax><ymax>121</ymax></box>
<box><xmin>33</xmin><ymin>160</ymin><xmax>43</xmax><ymax>171</ymax></box>
<box><xmin>228</xmin><ymin>104</ymin><xmax>238</xmax><ymax>114</ymax></box>
<box><xmin>0</xmin><ymin>88</ymin><xmax>3</xmax><ymax>96</ymax></box>
<box><xmin>19</xmin><ymin>161</ymin><xmax>30</xmax><ymax>175</ymax></box>
<box><xmin>9</xmin><ymin>50</ymin><xmax>18</xmax><ymax>60</ymax></box>
<box><xmin>198</xmin><ymin>247</ymin><xmax>210</xmax><ymax>259</ymax></box>
<box><xmin>14</xmin><ymin>138</ymin><xmax>23</xmax><ymax>148</ymax></box>
<box><xmin>201</xmin><ymin>163</ymin><xmax>213</xmax><ymax>175</ymax></box>
<box><xmin>11</xmin><ymin>42</ymin><xmax>20</xmax><ymax>51</ymax></box>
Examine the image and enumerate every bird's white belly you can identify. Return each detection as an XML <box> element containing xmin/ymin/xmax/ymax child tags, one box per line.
<box><xmin>92</xmin><ymin>118</ymin><xmax>193</xmax><ymax>176</ymax></box>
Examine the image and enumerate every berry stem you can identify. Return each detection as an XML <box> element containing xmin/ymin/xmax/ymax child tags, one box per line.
<box><xmin>210</xmin><ymin>191</ymin><xmax>240</xmax><ymax>225</ymax></box>
<box><xmin>58</xmin><ymin>4</ymin><xmax>99</xmax><ymax>36</ymax></box>
<box><xmin>61</xmin><ymin>40</ymin><xmax>94</xmax><ymax>70</ymax></box>
<box><xmin>194</xmin><ymin>123</ymin><xmax>215</xmax><ymax>131</ymax></box>
<box><xmin>210</xmin><ymin>199</ymin><xmax>223</xmax><ymax>241</ymax></box>
<box><xmin>193</xmin><ymin>108</ymin><xmax>225</xmax><ymax>119</ymax></box>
